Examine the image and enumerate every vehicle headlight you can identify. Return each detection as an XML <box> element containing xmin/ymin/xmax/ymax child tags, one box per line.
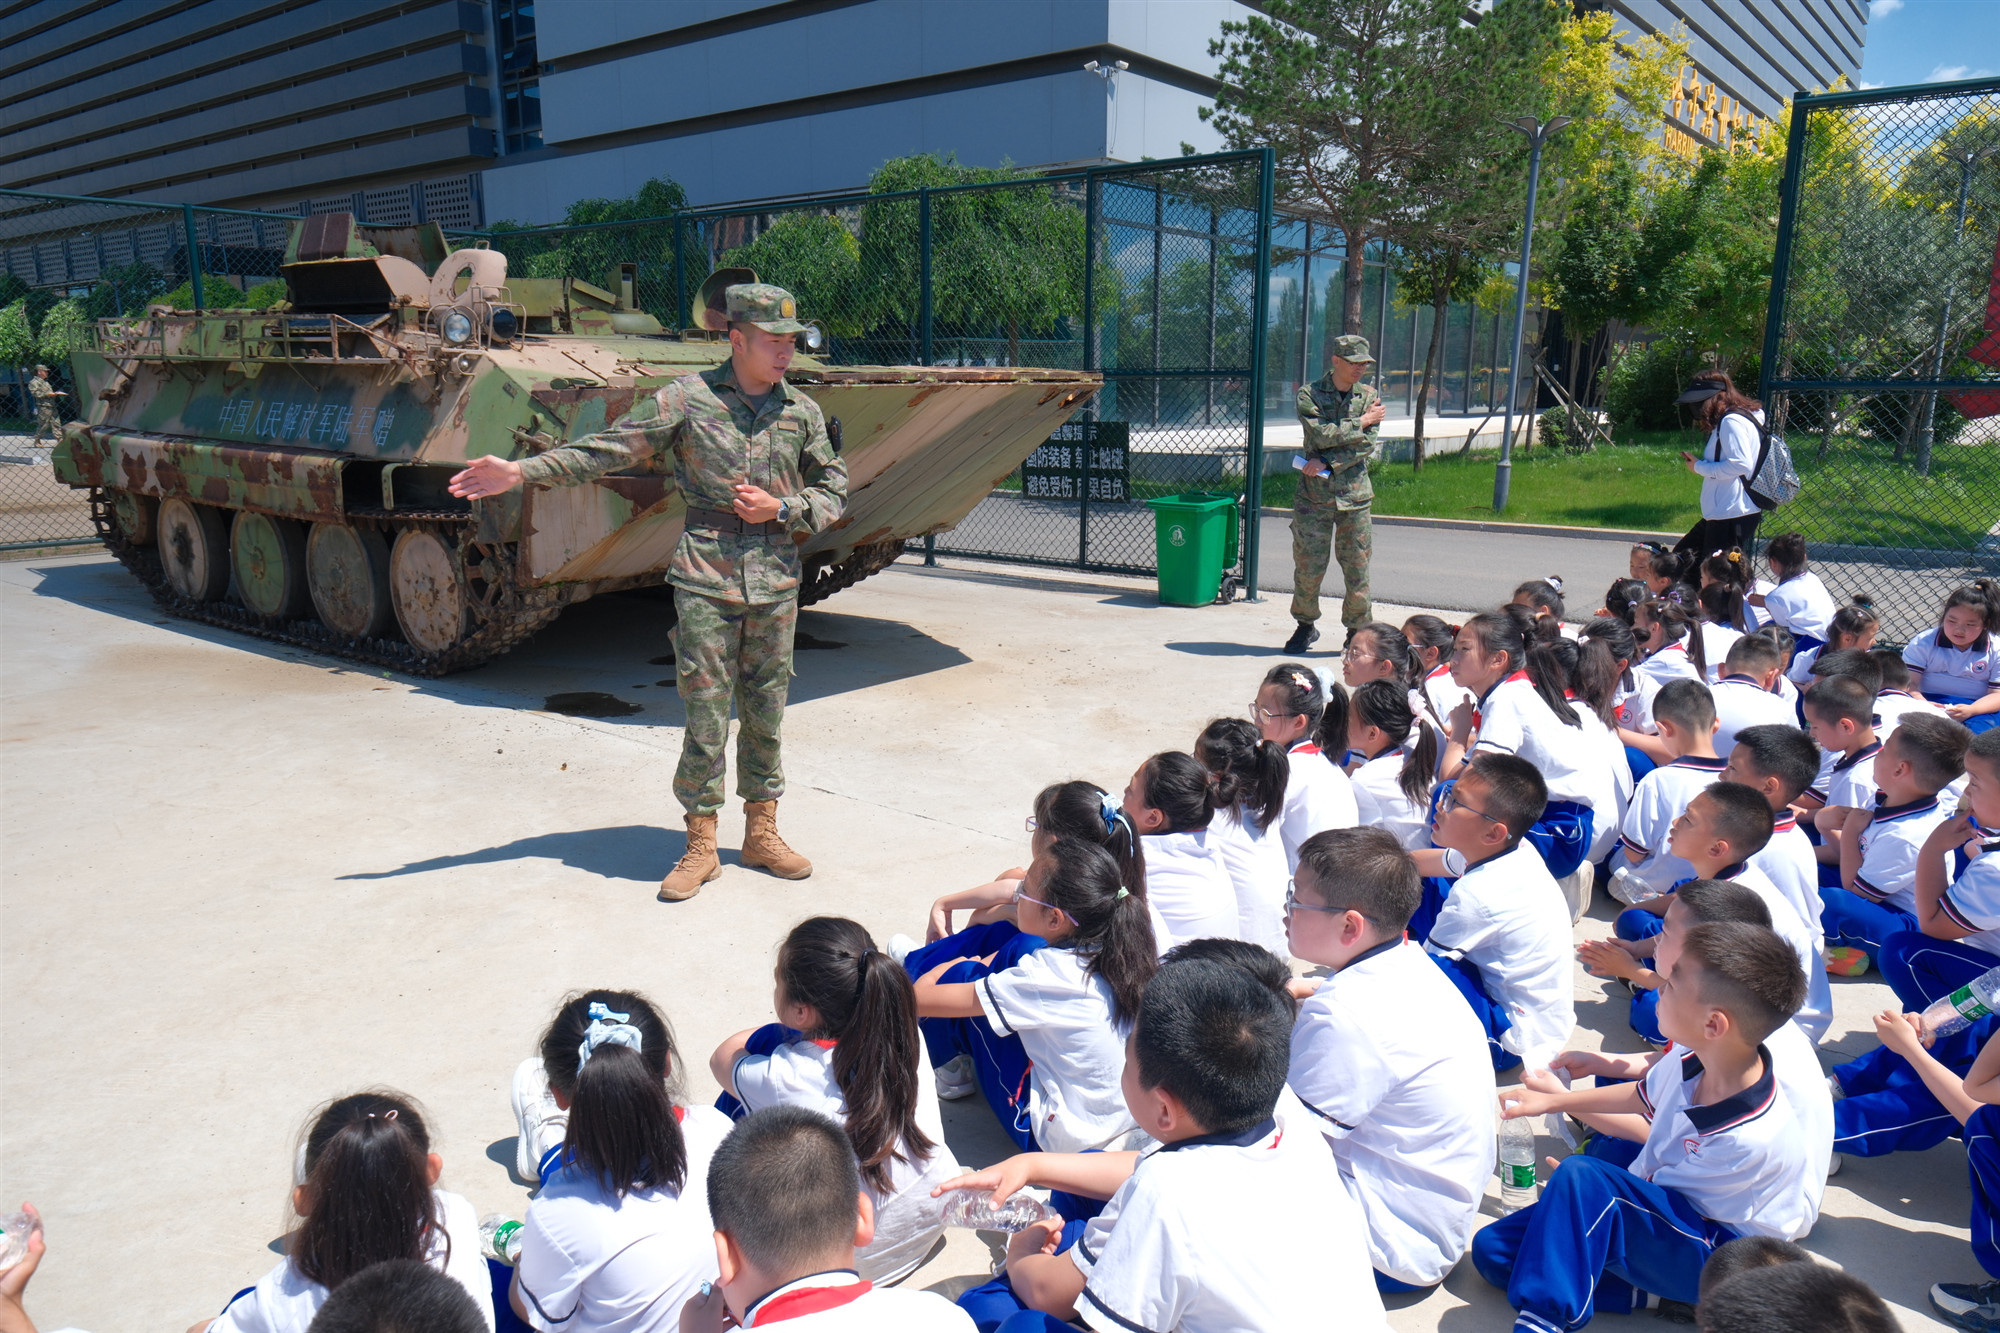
<box><xmin>800</xmin><ymin>324</ymin><xmax>824</xmax><ymax>351</ymax></box>
<box><xmin>490</xmin><ymin>308</ymin><xmax>519</xmax><ymax>341</ymax></box>
<box><xmin>441</xmin><ymin>309</ymin><xmax>474</xmax><ymax>344</ymax></box>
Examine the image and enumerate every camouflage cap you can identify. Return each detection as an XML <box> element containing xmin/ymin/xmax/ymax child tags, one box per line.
<box><xmin>34</xmin><ymin>364</ymin><xmax>49</xmax><ymax>373</ymax></box>
<box><xmin>725</xmin><ymin>283</ymin><xmax>809</xmax><ymax>334</ymax></box>
<box><xmin>1329</xmin><ymin>334</ymin><xmax>1374</xmax><ymax>363</ymax></box>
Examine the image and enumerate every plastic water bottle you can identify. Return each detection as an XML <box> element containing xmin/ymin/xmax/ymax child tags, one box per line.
<box><xmin>0</xmin><ymin>1210</ymin><xmax>39</xmax><ymax>1274</ymax></box>
<box><xmin>1498</xmin><ymin>1105</ymin><xmax>1539</xmax><ymax>1214</ymax></box>
<box><xmin>1919</xmin><ymin>964</ymin><xmax>2000</xmax><ymax>1042</ymax></box>
<box><xmin>480</xmin><ymin>1214</ymin><xmax>525</xmax><ymax>1265</ymax></box>
<box><xmin>941</xmin><ymin>1190</ymin><xmax>1054</xmax><ymax>1234</ymax></box>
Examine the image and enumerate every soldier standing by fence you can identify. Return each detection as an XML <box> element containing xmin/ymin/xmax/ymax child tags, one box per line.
<box><xmin>447</xmin><ymin>282</ymin><xmax>848</xmax><ymax>902</ymax></box>
<box><xmin>28</xmin><ymin>366</ymin><xmax>66</xmax><ymax>446</ymax></box>
<box><xmin>1285</xmin><ymin>334</ymin><xmax>1386</xmax><ymax>654</ymax></box>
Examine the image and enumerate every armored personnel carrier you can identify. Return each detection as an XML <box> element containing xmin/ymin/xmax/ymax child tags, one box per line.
<box><xmin>51</xmin><ymin>214</ymin><xmax>1098</xmax><ymax>674</ymax></box>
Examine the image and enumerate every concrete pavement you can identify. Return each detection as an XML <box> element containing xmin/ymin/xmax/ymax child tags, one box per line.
<box><xmin>0</xmin><ymin>549</ymin><xmax>1971</xmax><ymax>1331</ymax></box>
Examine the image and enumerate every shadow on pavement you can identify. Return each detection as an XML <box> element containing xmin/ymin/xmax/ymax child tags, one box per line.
<box><xmin>339</xmin><ymin>823</ymin><xmax>681</xmax><ymax>883</ymax></box>
<box><xmin>1162</xmin><ymin>639</ymin><xmax>1302</xmax><ymax>657</ymax></box>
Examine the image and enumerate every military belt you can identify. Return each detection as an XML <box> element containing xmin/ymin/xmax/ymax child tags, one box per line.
<box><xmin>685</xmin><ymin>504</ymin><xmax>784</xmax><ymax>536</ymax></box>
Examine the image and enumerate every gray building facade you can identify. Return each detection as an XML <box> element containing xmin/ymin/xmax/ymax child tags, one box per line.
<box><xmin>1593</xmin><ymin>0</ymin><xmax>1866</xmax><ymax>130</ymax></box>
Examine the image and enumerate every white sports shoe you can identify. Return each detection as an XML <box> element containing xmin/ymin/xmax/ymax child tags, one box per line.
<box><xmin>936</xmin><ymin>1053</ymin><xmax>978</xmax><ymax>1101</ymax></box>
<box><xmin>512</xmin><ymin>1055</ymin><xmax>568</xmax><ymax>1184</ymax></box>
<box><xmin>887</xmin><ymin>933</ymin><xmax>919</xmax><ymax>966</ymax></box>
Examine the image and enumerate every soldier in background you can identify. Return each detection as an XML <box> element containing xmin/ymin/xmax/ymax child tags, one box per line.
<box><xmin>448</xmin><ymin>283</ymin><xmax>848</xmax><ymax>902</ymax></box>
<box><xmin>28</xmin><ymin>365</ymin><xmax>66</xmax><ymax>446</ymax></box>
<box><xmin>1285</xmin><ymin>333</ymin><xmax>1385</xmax><ymax>654</ymax></box>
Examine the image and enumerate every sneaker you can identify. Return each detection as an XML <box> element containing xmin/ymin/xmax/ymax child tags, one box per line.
<box><xmin>1931</xmin><ymin>1280</ymin><xmax>2000</xmax><ymax>1329</ymax></box>
<box><xmin>936</xmin><ymin>1053</ymin><xmax>978</xmax><ymax>1101</ymax></box>
<box><xmin>1654</xmin><ymin>1299</ymin><xmax>1698</xmax><ymax>1325</ymax></box>
<box><xmin>1828</xmin><ymin>1072</ymin><xmax>1846</xmax><ymax>1101</ymax></box>
<box><xmin>887</xmin><ymin>933</ymin><xmax>919</xmax><ymax>966</ymax></box>
<box><xmin>1828</xmin><ymin>1151</ymin><xmax>1844</xmax><ymax>1178</ymax></box>
<box><xmin>1283</xmin><ymin>622</ymin><xmax>1320</xmax><ymax>654</ymax></box>
<box><xmin>512</xmin><ymin>1056</ymin><xmax>568</xmax><ymax>1185</ymax></box>
<box><xmin>1826</xmin><ymin>946</ymin><xmax>1872</xmax><ymax>977</ymax></box>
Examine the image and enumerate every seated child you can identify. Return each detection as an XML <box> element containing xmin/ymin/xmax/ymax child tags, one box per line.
<box><xmin>1877</xmin><ymin>728</ymin><xmax>2000</xmax><ymax>1010</ymax></box>
<box><xmin>1697</xmin><ymin>1244</ymin><xmax>1897</xmax><ymax>1333</ymax></box>
<box><xmin>1803</xmin><ymin>675</ymin><xmax>1883</xmax><ymax>869</ymax></box>
<box><xmin>203</xmin><ymin>1092</ymin><xmax>491</xmax><ymax>1333</ymax></box>
<box><xmin>1634</xmin><ymin>598</ymin><xmax>1709</xmax><ymax>690</ymax></box>
<box><xmin>1252</xmin><ymin>663</ymin><xmax>1359</xmax><ymax>868</ymax></box>
<box><xmin>1873</xmin><ymin>649</ymin><xmax>1951</xmax><ymax>738</ymax></box>
<box><xmin>1123</xmin><ymin>752</ymin><xmax>1239</xmax><ymax>946</ymax></box>
<box><xmin>1344</xmin><ymin>679</ymin><xmax>1438</xmax><ymax>851</ymax></box>
<box><xmin>1904</xmin><ymin>579</ymin><xmax>2000</xmax><ymax>733</ymax></box>
<box><xmin>709</xmin><ymin>916</ymin><xmax>960</xmax><ymax>1283</ymax></box>
<box><xmin>1286</xmin><ymin>828</ymin><xmax>1494</xmax><ymax>1292</ymax></box>
<box><xmin>1404</xmin><ymin>614</ymin><xmax>1473</xmax><ymax>731</ymax></box>
<box><xmin>1697</xmin><ymin>583</ymin><xmax>1745</xmax><ymax>682</ymax></box>
<box><xmin>1603</xmin><ymin>576</ymin><xmax>1650</xmax><ymax>627</ymax></box>
<box><xmin>681</xmin><ymin>1106</ymin><xmax>974</xmax><ymax>1331</ymax></box>
<box><xmin>1749</xmin><ymin>533</ymin><xmax>1837</xmax><ymax>652</ymax></box>
<box><xmin>1821</xmin><ymin>713</ymin><xmax>1970</xmax><ymax>972</ymax></box>
<box><xmin>510</xmin><ymin>992</ymin><xmax>729</xmax><ymax>1333</ymax></box>
<box><xmin>1340</xmin><ymin>621</ymin><xmax>1416</xmax><ymax>692</ymax></box>
<box><xmin>1711</xmin><ymin>635</ymin><xmax>1796</xmax><ymax>759</ymax></box>
<box><xmin>911</xmin><ymin>839</ymin><xmax>1155</xmax><ymax>1152</ymax></box>
<box><xmin>1421</xmin><ymin>753</ymin><xmax>1576</xmax><ymax>1071</ymax></box>
<box><xmin>1194</xmin><ymin>719</ymin><xmax>1290</xmax><ymax>952</ymax></box>
<box><xmin>1474</xmin><ymin>923</ymin><xmax>1812</xmax><ymax>1328</ymax></box>
<box><xmin>1722</xmin><ymin>725</ymin><xmax>1830</xmax><ymax>1037</ymax></box>
<box><xmin>1512</xmin><ymin>577</ymin><xmax>1567</xmax><ymax>630</ymax></box>
<box><xmin>1827</xmin><ymin>1002</ymin><xmax>1999</xmax><ymax>1161</ymax></box>
<box><xmin>305</xmin><ymin>1260</ymin><xmax>486</xmax><ymax>1333</ymax></box>
<box><xmin>1613</xmin><ymin>679</ymin><xmax>1727</xmax><ymax>903</ymax></box>
<box><xmin>1786</xmin><ymin>597</ymin><xmax>1879</xmax><ymax>686</ymax></box>
<box><xmin>948</xmin><ymin>946</ymin><xmax>1389</xmax><ymax>1333</ymax></box>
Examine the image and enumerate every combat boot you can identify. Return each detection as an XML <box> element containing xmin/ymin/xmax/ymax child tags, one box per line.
<box><xmin>741</xmin><ymin>800</ymin><xmax>812</xmax><ymax>879</ymax></box>
<box><xmin>659</xmin><ymin>813</ymin><xmax>721</xmax><ymax>902</ymax></box>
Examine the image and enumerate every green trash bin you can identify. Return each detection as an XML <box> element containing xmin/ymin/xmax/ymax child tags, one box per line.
<box><xmin>1144</xmin><ymin>492</ymin><xmax>1240</xmax><ymax>606</ymax></box>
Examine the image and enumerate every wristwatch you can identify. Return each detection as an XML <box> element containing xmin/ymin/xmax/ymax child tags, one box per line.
<box><xmin>776</xmin><ymin>499</ymin><xmax>791</xmax><ymax>524</ymax></box>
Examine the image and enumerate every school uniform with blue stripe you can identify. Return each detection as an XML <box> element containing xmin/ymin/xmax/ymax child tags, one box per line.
<box><xmin>1820</xmin><ymin>794</ymin><xmax>1949</xmax><ymax>959</ymax></box>
<box><xmin>1469</xmin><ymin>675</ymin><xmax>1600</xmax><ymax>880</ymax></box>
<box><xmin>1878</xmin><ymin>840</ymin><xmax>2000</xmax><ymax>1010</ymax></box>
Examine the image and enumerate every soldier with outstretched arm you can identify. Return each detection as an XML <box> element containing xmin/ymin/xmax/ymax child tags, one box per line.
<box><xmin>448</xmin><ymin>284</ymin><xmax>848</xmax><ymax>901</ymax></box>
<box><xmin>1285</xmin><ymin>333</ymin><xmax>1386</xmax><ymax>655</ymax></box>
<box><xmin>28</xmin><ymin>365</ymin><xmax>67</xmax><ymax>446</ymax></box>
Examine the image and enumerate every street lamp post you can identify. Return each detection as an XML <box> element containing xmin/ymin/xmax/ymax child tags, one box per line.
<box><xmin>1917</xmin><ymin>142</ymin><xmax>1997</xmax><ymax>476</ymax></box>
<box><xmin>1493</xmin><ymin>115</ymin><xmax>1570</xmax><ymax>514</ymax></box>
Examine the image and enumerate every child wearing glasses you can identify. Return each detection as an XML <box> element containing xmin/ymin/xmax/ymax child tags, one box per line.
<box><xmin>1285</xmin><ymin>828</ymin><xmax>1494</xmax><ymax>1294</ymax></box>
<box><xmin>1422</xmin><ymin>753</ymin><xmax>1577</xmax><ymax>1071</ymax></box>
<box><xmin>910</xmin><ymin>837</ymin><xmax>1158</xmax><ymax>1153</ymax></box>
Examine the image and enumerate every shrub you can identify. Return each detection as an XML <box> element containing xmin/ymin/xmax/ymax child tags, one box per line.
<box><xmin>1603</xmin><ymin>337</ymin><xmax>1700</xmax><ymax>431</ymax></box>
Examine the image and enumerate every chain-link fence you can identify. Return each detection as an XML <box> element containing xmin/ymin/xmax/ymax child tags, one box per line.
<box><xmin>1762</xmin><ymin>77</ymin><xmax>2000</xmax><ymax>640</ymax></box>
<box><xmin>0</xmin><ymin>189</ymin><xmax>296</xmax><ymax>549</ymax></box>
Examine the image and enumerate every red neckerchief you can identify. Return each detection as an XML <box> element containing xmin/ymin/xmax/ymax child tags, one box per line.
<box><xmin>808</xmin><ymin>1038</ymin><xmax>837</xmax><ymax>1049</ymax></box>
<box><xmin>1289</xmin><ymin>741</ymin><xmax>1321</xmax><ymax>756</ymax></box>
<box><xmin>1426</xmin><ymin>664</ymin><xmax>1452</xmax><ymax>682</ymax></box>
<box><xmin>751</xmin><ymin>1277</ymin><xmax>872</xmax><ymax>1325</ymax></box>
<box><xmin>673</xmin><ymin>1105</ymin><xmax>685</xmax><ymax>1123</ymax></box>
<box><xmin>1472</xmin><ymin>671</ymin><xmax>1529</xmax><ymax>732</ymax></box>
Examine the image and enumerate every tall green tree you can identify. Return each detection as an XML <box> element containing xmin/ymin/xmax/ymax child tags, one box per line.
<box><xmin>0</xmin><ymin>299</ymin><xmax>32</xmax><ymax>374</ymax></box>
<box><xmin>723</xmin><ymin>213</ymin><xmax>864</xmax><ymax>338</ymax></box>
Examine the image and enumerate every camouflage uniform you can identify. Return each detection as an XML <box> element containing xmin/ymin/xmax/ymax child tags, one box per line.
<box><xmin>28</xmin><ymin>370</ymin><xmax>60</xmax><ymax>444</ymax></box>
<box><xmin>516</xmin><ymin>286</ymin><xmax>847</xmax><ymax>816</ymax></box>
<box><xmin>1291</xmin><ymin>334</ymin><xmax>1381</xmax><ymax>632</ymax></box>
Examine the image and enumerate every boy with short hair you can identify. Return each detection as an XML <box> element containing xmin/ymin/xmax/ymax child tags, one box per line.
<box><xmin>1614</xmin><ymin>679</ymin><xmax>1729</xmax><ymax>903</ymax></box>
<box><xmin>1875</xmin><ymin>649</ymin><xmax>1951</xmax><ymax>735</ymax></box>
<box><xmin>681</xmin><ymin>1106</ymin><xmax>973</xmax><ymax>1331</ymax></box>
<box><xmin>1804</xmin><ymin>674</ymin><xmax>1884</xmax><ymax>868</ymax></box>
<box><xmin>1712</xmin><ymin>636</ymin><xmax>1797</xmax><ymax>759</ymax></box>
<box><xmin>1722</xmin><ymin>726</ymin><xmax>1834</xmax><ymax>1038</ymax></box>
<box><xmin>1474</xmin><ymin>923</ymin><xmax>1812</xmax><ymax>1328</ymax></box>
<box><xmin>1878</xmin><ymin>729</ymin><xmax>2000</xmax><ymax>1010</ymax></box>
<box><xmin>1820</xmin><ymin>713</ymin><xmax>1970</xmax><ymax>971</ymax></box>
<box><xmin>1697</xmin><ymin>1253</ymin><xmax>1897</xmax><ymax>1333</ymax></box>
<box><xmin>1421</xmin><ymin>752</ymin><xmax>1576</xmax><ymax>1071</ymax></box>
<box><xmin>1285</xmin><ymin>827</ymin><xmax>1494</xmax><ymax>1292</ymax></box>
<box><xmin>949</xmin><ymin>952</ymin><xmax>1388</xmax><ymax>1333</ymax></box>
<box><xmin>305</xmin><ymin>1260</ymin><xmax>487</xmax><ymax>1333</ymax></box>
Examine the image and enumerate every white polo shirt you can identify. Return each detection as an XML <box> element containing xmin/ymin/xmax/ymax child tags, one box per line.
<box><xmin>1422</xmin><ymin>664</ymin><xmax>1474</xmax><ymax>731</ymax></box>
<box><xmin>212</xmin><ymin>1190</ymin><xmax>493</xmax><ymax>1333</ymax></box>
<box><xmin>1785</xmin><ymin>643</ymin><xmax>1824</xmax><ymax>686</ymax></box>
<box><xmin>1710</xmin><ymin>675</ymin><xmax>1796</xmax><ymax>758</ymax></box>
<box><xmin>1207</xmin><ymin>804</ymin><xmax>1290</xmax><ymax>953</ymax></box>
<box><xmin>1752</xmin><ymin>815</ymin><xmax>1823</xmax><ymax>955</ymax></box>
<box><xmin>1620</xmin><ymin>756</ymin><xmax>1728</xmax><ymax>894</ymax></box>
<box><xmin>1936</xmin><ymin>849</ymin><xmax>2000</xmax><ymax>958</ymax></box>
<box><xmin>1765</xmin><ymin>1022</ymin><xmax>1835</xmax><ymax>1220</ymax></box>
<box><xmin>731</xmin><ymin>1037</ymin><xmax>960</xmax><ymax>1284</ymax></box>
<box><xmin>517</xmin><ymin>1107</ymin><xmax>732</xmax><ymax>1333</ymax></box>
<box><xmin>976</xmin><ymin>945</ymin><xmax>1142</xmax><ymax>1153</ymax></box>
<box><xmin>1275</xmin><ymin>742</ymin><xmax>1359</xmax><ymax>869</ymax></box>
<box><xmin>1852</xmin><ymin>795</ymin><xmax>1951</xmax><ymax>916</ymax></box>
<box><xmin>1349</xmin><ymin>749</ymin><xmax>1431</xmax><ymax>850</ymax></box>
<box><xmin>1141</xmin><ymin>828</ymin><xmax>1240</xmax><ymax>948</ymax></box>
<box><xmin>1633</xmin><ymin>1043</ymin><xmax>1811</xmax><ymax>1239</ymax></box>
<box><xmin>1904</xmin><ymin>628</ymin><xmax>2000</xmax><ymax>702</ymax></box>
<box><xmin>1617</xmin><ymin>670</ymin><xmax>1663</xmax><ymax>736</ymax></box>
<box><xmin>1635</xmin><ymin>643</ymin><xmax>1702</xmax><ymax>691</ymax></box>
<box><xmin>1289</xmin><ymin>940</ymin><xmax>1495</xmax><ymax>1286</ymax></box>
<box><xmin>738</xmin><ymin>1273</ymin><xmax>974</xmax><ymax>1329</ymax></box>
<box><xmin>1576</xmin><ymin>705</ymin><xmax>1636</xmax><ymax>863</ymax></box>
<box><xmin>1472</xmin><ymin>675</ymin><xmax>1597</xmax><ymax>807</ymax></box>
<box><xmin>1728</xmin><ymin>862</ymin><xmax>1832</xmax><ymax>1046</ymax></box>
<box><xmin>1877</xmin><ymin>689</ymin><xmax>1949</xmax><ymax>736</ymax></box>
<box><xmin>1701</xmin><ymin>623</ymin><xmax>1743</xmax><ymax>681</ymax></box>
<box><xmin>1071</xmin><ymin>1093</ymin><xmax>1389</xmax><ymax>1333</ymax></box>
<box><xmin>1424</xmin><ymin>840</ymin><xmax>1576</xmax><ymax>1070</ymax></box>
<box><xmin>1764</xmin><ymin>573</ymin><xmax>1837</xmax><ymax>642</ymax></box>
<box><xmin>1824</xmin><ymin>740</ymin><xmax>1884</xmax><ymax>811</ymax></box>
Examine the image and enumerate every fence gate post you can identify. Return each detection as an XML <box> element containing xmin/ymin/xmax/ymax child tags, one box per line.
<box><xmin>918</xmin><ymin>188</ymin><xmax>933</xmax><ymax>367</ymax></box>
<box><xmin>182</xmin><ymin>204</ymin><xmax>204</xmax><ymax>311</ymax></box>
<box><xmin>1242</xmin><ymin>147</ymin><xmax>1275</xmax><ymax>601</ymax></box>
<box><xmin>1080</xmin><ymin>170</ymin><xmax>1100</xmax><ymax>571</ymax></box>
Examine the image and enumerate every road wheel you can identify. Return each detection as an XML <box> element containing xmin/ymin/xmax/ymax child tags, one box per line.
<box><xmin>390</xmin><ymin>529</ymin><xmax>468</xmax><ymax>655</ymax></box>
<box><xmin>307</xmin><ymin>524</ymin><xmax>394</xmax><ymax>639</ymax></box>
<box><xmin>112</xmin><ymin>491</ymin><xmax>156</xmax><ymax>546</ymax></box>
<box><xmin>156</xmin><ymin>497</ymin><xmax>229</xmax><ymax>602</ymax></box>
<box><xmin>231</xmin><ymin>511</ymin><xmax>311</xmax><ymax>620</ymax></box>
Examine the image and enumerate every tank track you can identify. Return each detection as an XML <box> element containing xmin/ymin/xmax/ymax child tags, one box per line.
<box><xmin>90</xmin><ymin>488</ymin><xmax>571</xmax><ymax>677</ymax></box>
<box><xmin>799</xmin><ymin>538</ymin><xmax>904</xmax><ymax>607</ymax></box>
